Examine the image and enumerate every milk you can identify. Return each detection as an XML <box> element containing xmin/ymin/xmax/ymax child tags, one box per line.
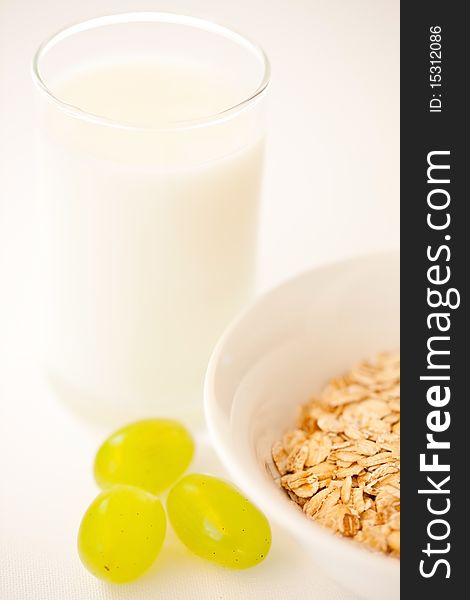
<box><xmin>37</xmin><ymin>60</ymin><xmax>265</xmax><ymax>423</ymax></box>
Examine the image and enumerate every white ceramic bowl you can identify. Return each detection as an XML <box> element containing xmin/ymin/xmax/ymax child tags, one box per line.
<box><xmin>204</xmin><ymin>251</ymin><xmax>399</xmax><ymax>600</ymax></box>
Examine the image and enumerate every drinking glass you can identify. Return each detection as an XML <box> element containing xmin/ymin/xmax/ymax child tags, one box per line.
<box><xmin>32</xmin><ymin>13</ymin><xmax>269</xmax><ymax>424</ymax></box>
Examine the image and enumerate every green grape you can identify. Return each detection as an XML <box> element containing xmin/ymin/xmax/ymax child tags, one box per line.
<box><xmin>167</xmin><ymin>474</ymin><xmax>271</xmax><ymax>569</ymax></box>
<box><xmin>78</xmin><ymin>485</ymin><xmax>166</xmax><ymax>583</ymax></box>
<box><xmin>94</xmin><ymin>419</ymin><xmax>194</xmax><ymax>495</ymax></box>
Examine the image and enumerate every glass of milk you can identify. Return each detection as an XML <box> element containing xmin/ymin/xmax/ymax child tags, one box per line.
<box><xmin>32</xmin><ymin>13</ymin><xmax>269</xmax><ymax>424</ymax></box>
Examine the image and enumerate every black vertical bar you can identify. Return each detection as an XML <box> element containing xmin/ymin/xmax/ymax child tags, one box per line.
<box><xmin>401</xmin><ymin>1</ymin><xmax>466</xmax><ymax>596</ymax></box>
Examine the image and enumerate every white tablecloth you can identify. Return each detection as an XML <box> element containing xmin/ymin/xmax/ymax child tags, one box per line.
<box><xmin>0</xmin><ymin>362</ymin><xmax>354</xmax><ymax>600</ymax></box>
<box><xmin>0</xmin><ymin>1</ymin><xmax>398</xmax><ymax>598</ymax></box>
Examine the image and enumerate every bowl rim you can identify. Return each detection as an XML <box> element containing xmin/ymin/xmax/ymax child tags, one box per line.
<box><xmin>204</xmin><ymin>250</ymin><xmax>400</xmax><ymax>573</ymax></box>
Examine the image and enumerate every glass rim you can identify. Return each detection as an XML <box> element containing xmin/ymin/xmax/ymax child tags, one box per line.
<box><xmin>31</xmin><ymin>11</ymin><xmax>270</xmax><ymax>132</ymax></box>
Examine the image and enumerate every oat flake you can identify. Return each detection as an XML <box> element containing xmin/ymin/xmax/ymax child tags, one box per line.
<box><xmin>272</xmin><ymin>352</ymin><xmax>400</xmax><ymax>558</ymax></box>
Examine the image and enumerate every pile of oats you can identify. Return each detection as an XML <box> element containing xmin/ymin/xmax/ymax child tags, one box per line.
<box><xmin>272</xmin><ymin>352</ymin><xmax>400</xmax><ymax>557</ymax></box>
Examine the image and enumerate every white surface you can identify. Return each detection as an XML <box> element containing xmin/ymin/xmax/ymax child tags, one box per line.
<box><xmin>0</xmin><ymin>1</ymin><xmax>399</xmax><ymax>599</ymax></box>
<box><xmin>205</xmin><ymin>252</ymin><xmax>399</xmax><ymax>600</ymax></box>
<box><xmin>0</xmin><ymin>365</ymin><xmax>350</xmax><ymax>600</ymax></box>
